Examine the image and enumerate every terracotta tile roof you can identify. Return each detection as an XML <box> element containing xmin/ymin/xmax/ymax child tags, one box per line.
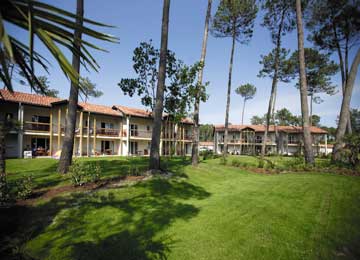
<box><xmin>214</xmin><ymin>124</ymin><xmax>327</xmax><ymax>134</ymax></box>
<box><xmin>0</xmin><ymin>89</ymin><xmax>62</xmax><ymax>107</ymax></box>
<box><xmin>113</xmin><ymin>105</ymin><xmax>153</xmax><ymax>118</ymax></box>
<box><xmin>79</xmin><ymin>102</ymin><xmax>122</xmax><ymax>117</ymax></box>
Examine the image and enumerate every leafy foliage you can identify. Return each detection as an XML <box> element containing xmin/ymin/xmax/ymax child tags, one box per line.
<box><xmin>69</xmin><ymin>160</ymin><xmax>102</xmax><ymax>186</ymax></box>
<box><xmin>81</xmin><ymin>77</ymin><xmax>103</xmax><ymax>102</ymax></box>
<box><xmin>199</xmin><ymin>124</ymin><xmax>214</xmax><ymax>141</ymax></box>
<box><xmin>211</xmin><ymin>0</ymin><xmax>258</xmax><ymax>44</ymax></box>
<box><xmin>287</xmin><ymin>48</ymin><xmax>339</xmax><ymax>97</ymax></box>
<box><xmin>0</xmin><ymin>0</ymin><xmax>118</xmax><ymax>92</ymax></box>
<box><xmin>15</xmin><ymin>175</ymin><xmax>34</xmax><ymax>200</ymax></box>
<box><xmin>258</xmin><ymin>48</ymin><xmax>294</xmax><ymax>82</ymax></box>
<box><xmin>235</xmin><ymin>83</ymin><xmax>256</xmax><ymax>101</ymax></box>
<box><xmin>118</xmin><ymin>41</ymin><xmax>207</xmax><ymax>120</ymax></box>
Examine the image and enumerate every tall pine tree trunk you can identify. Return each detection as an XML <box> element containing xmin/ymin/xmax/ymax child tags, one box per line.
<box><xmin>332</xmin><ymin>47</ymin><xmax>360</xmax><ymax>161</ymax></box>
<box><xmin>149</xmin><ymin>0</ymin><xmax>170</xmax><ymax>170</ymax></box>
<box><xmin>295</xmin><ymin>0</ymin><xmax>314</xmax><ymax>165</ymax></box>
<box><xmin>241</xmin><ymin>99</ymin><xmax>246</xmax><ymax>125</ymax></box>
<box><xmin>58</xmin><ymin>0</ymin><xmax>84</xmax><ymax>173</ymax></box>
<box><xmin>192</xmin><ymin>0</ymin><xmax>212</xmax><ymax>166</ymax></box>
<box><xmin>0</xmin><ymin>134</ymin><xmax>5</xmax><ymax>175</ymax></box>
<box><xmin>261</xmin><ymin>9</ymin><xmax>285</xmax><ymax>159</ymax></box>
<box><xmin>309</xmin><ymin>93</ymin><xmax>313</xmax><ymax>126</ymax></box>
<box><xmin>223</xmin><ymin>31</ymin><xmax>236</xmax><ymax>157</ymax></box>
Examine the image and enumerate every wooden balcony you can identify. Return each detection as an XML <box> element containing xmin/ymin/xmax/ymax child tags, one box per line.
<box><xmin>130</xmin><ymin>130</ymin><xmax>152</xmax><ymax>138</ymax></box>
<box><xmin>24</xmin><ymin>121</ymin><xmax>50</xmax><ymax>132</ymax></box>
<box><xmin>96</xmin><ymin>128</ymin><xmax>120</xmax><ymax>136</ymax></box>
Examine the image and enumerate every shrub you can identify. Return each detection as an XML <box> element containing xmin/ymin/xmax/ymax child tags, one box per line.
<box><xmin>15</xmin><ymin>175</ymin><xmax>34</xmax><ymax>200</ymax></box>
<box><xmin>231</xmin><ymin>159</ymin><xmax>241</xmax><ymax>167</ymax></box>
<box><xmin>200</xmin><ymin>150</ymin><xmax>214</xmax><ymax>160</ymax></box>
<box><xmin>0</xmin><ymin>175</ymin><xmax>13</xmax><ymax>206</ymax></box>
<box><xmin>128</xmin><ymin>165</ymin><xmax>143</xmax><ymax>176</ymax></box>
<box><xmin>219</xmin><ymin>156</ymin><xmax>227</xmax><ymax>165</ymax></box>
<box><xmin>257</xmin><ymin>159</ymin><xmax>265</xmax><ymax>168</ymax></box>
<box><xmin>69</xmin><ymin>160</ymin><xmax>102</xmax><ymax>186</ymax></box>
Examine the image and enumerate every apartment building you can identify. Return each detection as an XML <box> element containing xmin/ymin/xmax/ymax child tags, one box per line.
<box><xmin>0</xmin><ymin>90</ymin><xmax>193</xmax><ymax>158</ymax></box>
<box><xmin>214</xmin><ymin>124</ymin><xmax>329</xmax><ymax>156</ymax></box>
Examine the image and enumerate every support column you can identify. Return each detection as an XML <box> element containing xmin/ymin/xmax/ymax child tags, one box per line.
<box><xmin>49</xmin><ymin>110</ymin><xmax>53</xmax><ymax>156</ymax></box>
<box><xmin>79</xmin><ymin>111</ymin><xmax>83</xmax><ymax>156</ymax></box>
<box><xmin>17</xmin><ymin>103</ymin><xmax>24</xmax><ymax>158</ymax></box>
<box><xmin>119</xmin><ymin>119</ymin><xmax>123</xmax><ymax>155</ymax></box>
<box><xmin>86</xmin><ymin>113</ymin><xmax>90</xmax><ymax>156</ymax></box>
<box><xmin>126</xmin><ymin>116</ymin><xmax>130</xmax><ymax>156</ymax></box>
<box><xmin>57</xmin><ymin>108</ymin><xmax>61</xmax><ymax>150</ymax></box>
<box><xmin>93</xmin><ymin>117</ymin><xmax>97</xmax><ymax>155</ymax></box>
<box><xmin>324</xmin><ymin>133</ymin><xmax>328</xmax><ymax>155</ymax></box>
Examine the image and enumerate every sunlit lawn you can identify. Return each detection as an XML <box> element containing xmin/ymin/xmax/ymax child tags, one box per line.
<box><xmin>1</xmin><ymin>156</ymin><xmax>360</xmax><ymax>259</ymax></box>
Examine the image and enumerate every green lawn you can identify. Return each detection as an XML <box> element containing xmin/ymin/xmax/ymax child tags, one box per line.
<box><xmin>1</xmin><ymin>156</ymin><xmax>360</xmax><ymax>259</ymax></box>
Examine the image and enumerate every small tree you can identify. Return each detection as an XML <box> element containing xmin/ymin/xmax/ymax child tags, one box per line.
<box><xmin>250</xmin><ymin>115</ymin><xmax>266</xmax><ymax>125</ymax></box>
<box><xmin>287</xmin><ymin>48</ymin><xmax>338</xmax><ymax>125</ymax></box>
<box><xmin>235</xmin><ymin>83</ymin><xmax>256</xmax><ymax>125</ymax></box>
<box><xmin>211</xmin><ymin>0</ymin><xmax>257</xmax><ymax>157</ymax></box>
<box><xmin>81</xmin><ymin>77</ymin><xmax>103</xmax><ymax>102</ymax></box>
<box><xmin>118</xmin><ymin>41</ymin><xmax>205</xmax><ymax>117</ymax></box>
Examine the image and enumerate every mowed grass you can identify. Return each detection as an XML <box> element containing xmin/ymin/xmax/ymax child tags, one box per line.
<box><xmin>1</xmin><ymin>156</ymin><xmax>360</xmax><ymax>260</ymax></box>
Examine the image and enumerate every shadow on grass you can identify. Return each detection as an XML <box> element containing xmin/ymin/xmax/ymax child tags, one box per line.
<box><xmin>1</xmin><ymin>175</ymin><xmax>210</xmax><ymax>260</ymax></box>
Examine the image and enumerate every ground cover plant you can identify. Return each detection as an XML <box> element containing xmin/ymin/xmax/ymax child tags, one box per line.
<box><xmin>0</xmin><ymin>156</ymin><xmax>359</xmax><ymax>259</ymax></box>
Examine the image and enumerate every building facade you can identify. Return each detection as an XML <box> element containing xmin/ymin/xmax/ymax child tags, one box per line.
<box><xmin>214</xmin><ymin>124</ymin><xmax>329</xmax><ymax>156</ymax></box>
<box><xmin>0</xmin><ymin>90</ymin><xmax>193</xmax><ymax>158</ymax></box>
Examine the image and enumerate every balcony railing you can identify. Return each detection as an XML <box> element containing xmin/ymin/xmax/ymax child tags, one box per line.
<box><xmin>97</xmin><ymin>128</ymin><xmax>120</xmax><ymax>136</ymax></box>
<box><xmin>184</xmin><ymin>134</ymin><xmax>193</xmax><ymax>140</ymax></box>
<box><xmin>288</xmin><ymin>139</ymin><xmax>299</xmax><ymax>144</ymax></box>
<box><xmin>130</xmin><ymin>130</ymin><xmax>152</xmax><ymax>138</ymax></box>
<box><xmin>24</xmin><ymin>121</ymin><xmax>50</xmax><ymax>132</ymax></box>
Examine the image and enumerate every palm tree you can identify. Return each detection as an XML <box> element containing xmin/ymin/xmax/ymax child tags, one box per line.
<box><xmin>149</xmin><ymin>0</ymin><xmax>170</xmax><ymax>171</ymax></box>
<box><xmin>295</xmin><ymin>0</ymin><xmax>314</xmax><ymax>165</ymax></box>
<box><xmin>58</xmin><ymin>0</ymin><xmax>84</xmax><ymax>174</ymax></box>
<box><xmin>211</xmin><ymin>0</ymin><xmax>257</xmax><ymax>157</ymax></box>
<box><xmin>191</xmin><ymin>0</ymin><xmax>212</xmax><ymax>166</ymax></box>
<box><xmin>235</xmin><ymin>83</ymin><xmax>256</xmax><ymax>125</ymax></box>
<box><xmin>0</xmin><ymin>0</ymin><xmax>117</xmax><ymax>92</ymax></box>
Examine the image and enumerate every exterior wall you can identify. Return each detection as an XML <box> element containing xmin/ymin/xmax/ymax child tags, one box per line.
<box><xmin>2</xmin><ymin>101</ymin><xmax>193</xmax><ymax>158</ymax></box>
<box><xmin>214</xmin><ymin>129</ymin><xmax>328</xmax><ymax>156</ymax></box>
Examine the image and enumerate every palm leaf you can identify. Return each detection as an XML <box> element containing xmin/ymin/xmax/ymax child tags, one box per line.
<box><xmin>0</xmin><ymin>0</ymin><xmax>118</xmax><ymax>92</ymax></box>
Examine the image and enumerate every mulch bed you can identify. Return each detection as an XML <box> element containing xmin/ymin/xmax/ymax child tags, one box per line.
<box><xmin>16</xmin><ymin>175</ymin><xmax>147</xmax><ymax>206</ymax></box>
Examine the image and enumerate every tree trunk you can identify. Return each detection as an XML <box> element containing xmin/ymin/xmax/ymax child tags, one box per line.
<box><xmin>57</xmin><ymin>0</ymin><xmax>84</xmax><ymax>173</ymax></box>
<box><xmin>332</xmin><ymin>47</ymin><xmax>360</xmax><ymax>161</ymax></box>
<box><xmin>0</xmin><ymin>135</ymin><xmax>5</xmax><ymax>176</ymax></box>
<box><xmin>192</xmin><ymin>0</ymin><xmax>212</xmax><ymax>166</ymax></box>
<box><xmin>149</xmin><ymin>0</ymin><xmax>170</xmax><ymax>170</ymax></box>
<box><xmin>223</xmin><ymin>31</ymin><xmax>236</xmax><ymax>157</ymax></box>
<box><xmin>241</xmin><ymin>99</ymin><xmax>246</xmax><ymax>125</ymax></box>
<box><xmin>295</xmin><ymin>0</ymin><xmax>314</xmax><ymax>165</ymax></box>
<box><xmin>309</xmin><ymin>93</ymin><xmax>313</xmax><ymax>126</ymax></box>
<box><xmin>261</xmin><ymin>9</ymin><xmax>285</xmax><ymax>159</ymax></box>
<box><xmin>333</xmin><ymin>22</ymin><xmax>352</xmax><ymax>134</ymax></box>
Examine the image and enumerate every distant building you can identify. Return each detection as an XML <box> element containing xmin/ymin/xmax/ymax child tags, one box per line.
<box><xmin>199</xmin><ymin>141</ymin><xmax>214</xmax><ymax>151</ymax></box>
<box><xmin>0</xmin><ymin>90</ymin><xmax>193</xmax><ymax>158</ymax></box>
<box><xmin>214</xmin><ymin>124</ymin><xmax>330</xmax><ymax>156</ymax></box>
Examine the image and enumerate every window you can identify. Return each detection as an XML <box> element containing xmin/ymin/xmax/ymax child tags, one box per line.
<box><xmin>32</xmin><ymin>115</ymin><xmax>50</xmax><ymax>123</ymax></box>
<box><xmin>5</xmin><ymin>113</ymin><xmax>13</xmax><ymax>121</ymax></box>
<box><xmin>130</xmin><ymin>141</ymin><xmax>138</xmax><ymax>155</ymax></box>
<box><xmin>146</xmin><ymin>125</ymin><xmax>150</xmax><ymax>131</ymax></box>
<box><xmin>101</xmin><ymin>141</ymin><xmax>113</xmax><ymax>154</ymax></box>
<box><xmin>130</xmin><ymin>124</ymin><xmax>138</xmax><ymax>136</ymax></box>
<box><xmin>288</xmin><ymin>135</ymin><xmax>298</xmax><ymax>144</ymax></box>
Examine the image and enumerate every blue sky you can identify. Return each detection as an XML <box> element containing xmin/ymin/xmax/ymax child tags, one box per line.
<box><xmin>8</xmin><ymin>0</ymin><xmax>360</xmax><ymax>127</ymax></box>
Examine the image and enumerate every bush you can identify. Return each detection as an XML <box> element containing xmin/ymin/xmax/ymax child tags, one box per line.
<box><xmin>219</xmin><ymin>156</ymin><xmax>227</xmax><ymax>165</ymax></box>
<box><xmin>0</xmin><ymin>175</ymin><xmax>13</xmax><ymax>206</ymax></box>
<box><xmin>69</xmin><ymin>160</ymin><xmax>102</xmax><ymax>186</ymax></box>
<box><xmin>200</xmin><ymin>150</ymin><xmax>214</xmax><ymax>160</ymax></box>
<box><xmin>128</xmin><ymin>165</ymin><xmax>144</xmax><ymax>176</ymax></box>
<box><xmin>231</xmin><ymin>159</ymin><xmax>241</xmax><ymax>167</ymax></box>
<box><xmin>15</xmin><ymin>175</ymin><xmax>34</xmax><ymax>200</ymax></box>
<box><xmin>257</xmin><ymin>159</ymin><xmax>265</xmax><ymax>168</ymax></box>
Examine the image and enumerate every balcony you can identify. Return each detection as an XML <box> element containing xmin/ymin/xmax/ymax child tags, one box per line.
<box><xmin>24</xmin><ymin>121</ymin><xmax>50</xmax><ymax>132</ymax></box>
<box><xmin>96</xmin><ymin>128</ymin><xmax>120</xmax><ymax>137</ymax></box>
<box><xmin>130</xmin><ymin>130</ymin><xmax>152</xmax><ymax>138</ymax></box>
<box><xmin>184</xmin><ymin>134</ymin><xmax>193</xmax><ymax>140</ymax></box>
